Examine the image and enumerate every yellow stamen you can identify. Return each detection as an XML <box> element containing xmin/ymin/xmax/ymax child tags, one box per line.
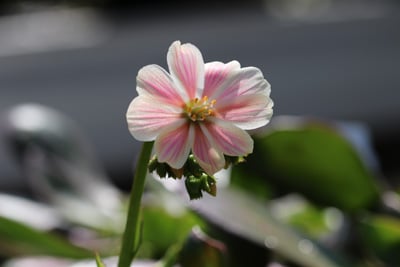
<box><xmin>184</xmin><ymin>95</ymin><xmax>216</xmax><ymax>122</ymax></box>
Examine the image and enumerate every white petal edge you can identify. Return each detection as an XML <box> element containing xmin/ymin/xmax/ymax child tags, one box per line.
<box><xmin>211</xmin><ymin>66</ymin><xmax>271</xmax><ymax>107</ymax></box>
<box><xmin>201</xmin><ymin>118</ymin><xmax>254</xmax><ymax>156</ymax></box>
<box><xmin>203</xmin><ymin>60</ymin><xmax>241</xmax><ymax>98</ymax></box>
<box><xmin>136</xmin><ymin>64</ymin><xmax>185</xmax><ymax>105</ymax></box>
<box><xmin>167</xmin><ymin>40</ymin><xmax>205</xmax><ymax>100</ymax></box>
<box><xmin>219</xmin><ymin>94</ymin><xmax>274</xmax><ymax>130</ymax></box>
<box><xmin>126</xmin><ymin>95</ymin><xmax>183</xmax><ymax>141</ymax></box>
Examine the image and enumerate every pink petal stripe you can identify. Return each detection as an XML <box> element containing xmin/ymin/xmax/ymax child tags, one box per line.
<box><xmin>203</xmin><ymin>61</ymin><xmax>240</xmax><ymax>98</ymax></box>
<box><xmin>201</xmin><ymin>119</ymin><xmax>253</xmax><ymax>156</ymax></box>
<box><xmin>167</xmin><ymin>41</ymin><xmax>205</xmax><ymax>100</ymax></box>
<box><xmin>137</xmin><ymin>64</ymin><xmax>185</xmax><ymax>105</ymax></box>
<box><xmin>192</xmin><ymin>124</ymin><xmax>225</xmax><ymax>175</ymax></box>
<box><xmin>212</xmin><ymin>67</ymin><xmax>271</xmax><ymax>107</ymax></box>
<box><xmin>126</xmin><ymin>95</ymin><xmax>183</xmax><ymax>141</ymax></box>
<box><xmin>155</xmin><ymin>122</ymin><xmax>194</xmax><ymax>169</ymax></box>
<box><xmin>218</xmin><ymin>94</ymin><xmax>273</xmax><ymax>130</ymax></box>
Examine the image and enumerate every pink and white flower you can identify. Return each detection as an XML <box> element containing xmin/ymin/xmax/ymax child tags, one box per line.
<box><xmin>127</xmin><ymin>41</ymin><xmax>273</xmax><ymax>175</ymax></box>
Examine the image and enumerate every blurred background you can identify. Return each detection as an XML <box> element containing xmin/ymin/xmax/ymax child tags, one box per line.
<box><xmin>0</xmin><ymin>0</ymin><xmax>399</xmax><ymax>194</ymax></box>
<box><xmin>1</xmin><ymin>1</ymin><xmax>400</xmax><ymax>266</ymax></box>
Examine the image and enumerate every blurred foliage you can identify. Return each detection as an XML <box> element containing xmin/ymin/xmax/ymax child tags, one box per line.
<box><xmin>359</xmin><ymin>214</ymin><xmax>400</xmax><ymax>266</ymax></box>
<box><xmin>0</xmin><ymin>216</ymin><xmax>91</xmax><ymax>259</ymax></box>
<box><xmin>267</xmin><ymin>195</ymin><xmax>341</xmax><ymax>240</ymax></box>
<box><xmin>189</xmin><ymin>187</ymin><xmax>349</xmax><ymax>267</ymax></box>
<box><xmin>138</xmin><ymin>205</ymin><xmax>204</xmax><ymax>259</ymax></box>
<box><xmin>1</xmin><ymin>105</ymin><xmax>400</xmax><ymax>267</ymax></box>
<box><xmin>179</xmin><ymin>227</ymin><xmax>228</xmax><ymax>267</ymax></box>
<box><xmin>95</xmin><ymin>253</ymin><xmax>106</xmax><ymax>267</ymax></box>
<box><xmin>233</xmin><ymin>122</ymin><xmax>381</xmax><ymax>211</ymax></box>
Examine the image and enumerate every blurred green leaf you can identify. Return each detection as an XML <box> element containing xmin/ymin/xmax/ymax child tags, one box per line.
<box><xmin>230</xmin><ymin>166</ymin><xmax>272</xmax><ymax>200</ymax></box>
<box><xmin>69</xmin><ymin>258</ymin><xmax>158</xmax><ymax>267</ymax></box>
<box><xmin>268</xmin><ymin>195</ymin><xmax>344</xmax><ymax>240</ymax></box>
<box><xmin>190</xmin><ymin>188</ymin><xmax>350</xmax><ymax>267</ymax></box>
<box><xmin>359</xmin><ymin>214</ymin><xmax>400</xmax><ymax>265</ymax></box>
<box><xmin>138</xmin><ymin>205</ymin><xmax>203</xmax><ymax>258</ymax></box>
<box><xmin>0</xmin><ymin>215</ymin><xmax>91</xmax><ymax>258</ymax></box>
<box><xmin>179</xmin><ymin>227</ymin><xmax>227</xmax><ymax>267</ymax></box>
<box><xmin>285</xmin><ymin>205</ymin><xmax>328</xmax><ymax>237</ymax></box>
<box><xmin>95</xmin><ymin>253</ymin><xmax>106</xmax><ymax>267</ymax></box>
<box><xmin>248</xmin><ymin>124</ymin><xmax>380</xmax><ymax>211</ymax></box>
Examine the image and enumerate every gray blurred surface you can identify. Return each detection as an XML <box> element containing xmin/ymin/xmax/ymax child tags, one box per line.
<box><xmin>0</xmin><ymin>7</ymin><xmax>399</xmax><ymax>191</ymax></box>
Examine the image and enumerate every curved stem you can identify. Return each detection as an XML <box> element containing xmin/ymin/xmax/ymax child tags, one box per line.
<box><xmin>118</xmin><ymin>142</ymin><xmax>154</xmax><ymax>267</ymax></box>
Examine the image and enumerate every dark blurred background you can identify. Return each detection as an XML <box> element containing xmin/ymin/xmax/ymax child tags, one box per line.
<box><xmin>0</xmin><ymin>0</ymin><xmax>399</xmax><ymax>194</ymax></box>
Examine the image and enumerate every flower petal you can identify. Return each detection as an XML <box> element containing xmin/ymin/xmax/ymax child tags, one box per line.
<box><xmin>155</xmin><ymin>122</ymin><xmax>194</xmax><ymax>169</ymax></box>
<box><xmin>192</xmin><ymin>124</ymin><xmax>225</xmax><ymax>175</ymax></box>
<box><xmin>218</xmin><ymin>94</ymin><xmax>273</xmax><ymax>130</ymax></box>
<box><xmin>136</xmin><ymin>64</ymin><xmax>185</xmax><ymax>105</ymax></box>
<box><xmin>126</xmin><ymin>95</ymin><xmax>183</xmax><ymax>141</ymax></box>
<box><xmin>167</xmin><ymin>41</ymin><xmax>205</xmax><ymax>100</ymax></box>
<box><xmin>202</xmin><ymin>118</ymin><xmax>253</xmax><ymax>156</ymax></box>
<box><xmin>212</xmin><ymin>66</ymin><xmax>271</xmax><ymax>107</ymax></box>
<box><xmin>203</xmin><ymin>61</ymin><xmax>240</xmax><ymax>98</ymax></box>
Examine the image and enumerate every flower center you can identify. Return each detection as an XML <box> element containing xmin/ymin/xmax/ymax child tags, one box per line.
<box><xmin>184</xmin><ymin>96</ymin><xmax>216</xmax><ymax>122</ymax></box>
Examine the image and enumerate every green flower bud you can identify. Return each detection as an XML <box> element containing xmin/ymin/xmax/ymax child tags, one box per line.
<box><xmin>148</xmin><ymin>153</ymin><xmax>220</xmax><ymax>199</ymax></box>
<box><xmin>185</xmin><ymin>175</ymin><xmax>204</xmax><ymax>200</ymax></box>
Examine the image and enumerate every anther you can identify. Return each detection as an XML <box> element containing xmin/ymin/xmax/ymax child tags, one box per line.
<box><xmin>184</xmin><ymin>96</ymin><xmax>217</xmax><ymax>122</ymax></box>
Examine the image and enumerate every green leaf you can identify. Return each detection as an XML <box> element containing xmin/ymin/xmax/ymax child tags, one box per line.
<box><xmin>179</xmin><ymin>227</ymin><xmax>228</xmax><ymax>267</ymax></box>
<box><xmin>95</xmin><ymin>253</ymin><xmax>106</xmax><ymax>267</ymax></box>
<box><xmin>268</xmin><ymin>195</ymin><xmax>344</xmax><ymax>240</ymax></box>
<box><xmin>189</xmin><ymin>188</ymin><xmax>350</xmax><ymax>267</ymax></box>
<box><xmin>137</xmin><ymin>205</ymin><xmax>203</xmax><ymax>259</ymax></box>
<box><xmin>69</xmin><ymin>258</ymin><xmax>159</xmax><ymax>267</ymax></box>
<box><xmin>0</xmin><ymin>215</ymin><xmax>91</xmax><ymax>258</ymax></box>
<box><xmin>359</xmin><ymin>214</ymin><xmax>400</xmax><ymax>265</ymax></box>
<box><xmin>250</xmin><ymin>124</ymin><xmax>380</xmax><ymax>211</ymax></box>
<box><xmin>230</xmin><ymin>165</ymin><xmax>272</xmax><ymax>200</ymax></box>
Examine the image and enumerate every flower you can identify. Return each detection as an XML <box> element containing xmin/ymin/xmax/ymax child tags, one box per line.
<box><xmin>127</xmin><ymin>41</ymin><xmax>273</xmax><ymax>175</ymax></box>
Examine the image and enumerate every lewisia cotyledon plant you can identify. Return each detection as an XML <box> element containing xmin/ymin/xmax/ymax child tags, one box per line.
<box><xmin>127</xmin><ymin>41</ymin><xmax>273</xmax><ymax>176</ymax></box>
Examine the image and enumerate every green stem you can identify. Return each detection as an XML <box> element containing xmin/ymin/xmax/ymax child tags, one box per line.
<box><xmin>118</xmin><ymin>142</ymin><xmax>154</xmax><ymax>267</ymax></box>
<box><xmin>158</xmin><ymin>243</ymin><xmax>182</xmax><ymax>267</ymax></box>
